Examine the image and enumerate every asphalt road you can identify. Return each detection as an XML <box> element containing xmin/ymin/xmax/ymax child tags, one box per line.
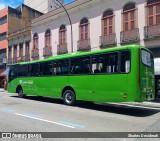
<box><xmin>0</xmin><ymin>91</ymin><xmax>160</xmax><ymax>141</ymax></box>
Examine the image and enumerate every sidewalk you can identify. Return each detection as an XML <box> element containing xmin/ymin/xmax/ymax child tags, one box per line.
<box><xmin>123</xmin><ymin>101</ymin><xmax>160</xmax><ymax>109</ymax></box>
<box><xmin>103</xmin><ymin>101</ymin><xmax>160</xmax><ymax>109</ymax></box>
<box><xmin>119</xmin><ymin>98</ymin><xmax>160</xmax><ymax>108</ymax></box>
<box><xmin>102</xmin><ymin>98</ymin><xmax>160</xmax><ymax>109</ymax></box>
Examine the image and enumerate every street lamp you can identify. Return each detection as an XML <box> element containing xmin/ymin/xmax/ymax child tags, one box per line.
<box><xmin>54</xmin><ymin>0</ymin><xmax>73</xmax><ymax>53</ymax></box>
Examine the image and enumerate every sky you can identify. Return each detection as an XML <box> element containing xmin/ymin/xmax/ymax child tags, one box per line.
<box><xmin>0</xmin><ymin>0</ymin><xmax>74</xmax><ymax>10</ymax></box>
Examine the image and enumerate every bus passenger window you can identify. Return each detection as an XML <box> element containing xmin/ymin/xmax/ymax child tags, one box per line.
<box><xmin>40</xmin><ymin>61</ymin><xmax>53</xmax><ymax>76</ymax></box>
<box><xmin>120</xmin><ymin>51</ymin><xmax>131</xmax><ymax>73</ymax></box>
<box><xmin>9</xmin><ymin>69</ymin><xmax>16</xmax><ymax>78</ymax></box>
<box><xmin>92</xmin><ymin>52</ymin><xmax>118</xmax><ymax>74</ymax></box>
<box><xmin>53</xmin><ymin>60</ymin><xmax>69</xmax><ymax>75</ymax></box>
<box><xmin>71</xmin><ymin>56</ymin><xmax>90</xmax><ymax>75</ymax></box>
<box><xmin>106</xmin><ymin>53</ymin><xmax>118</xmax><ymax>73</ymax></box>
<box><xmin>92</xmin><ymin>55</ymin><xmax>104</xmax><ymax>73</ymax></box>
<box><xmin>18</xmin><ymin>65</ymin><xmax>28</xmax><ymax>77</ymax></box>
<box><xmin>28</xmin><ymin>63</ymin><xmax>39</xmax><ymax>76</ymax></box>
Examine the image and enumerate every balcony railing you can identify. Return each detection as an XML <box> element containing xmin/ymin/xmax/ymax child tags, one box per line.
<box><xmin>100</xmin><ymin>33</ymin><xmax>117</xmax><ymax>48</ymax></box>
<box><xmin>7</xmin><ymin>58</ymin><xmax>13</xmax><ymax>64</ymax></box>
<box><xmin>31</xmin><ymin>49</ymin><xmax>39</xmax><ymax>59</ymax></box>
<box><xmin>120</xmin><ymin>28</ymin><xmax>140</xmax><ymax>45</ymax></box>
<box><xmin>22</xmin><ymin>55</ymin><xmax>30</xmax><ymax>62</ymax></box>
<box><xmin>57</xmin><ymin>43</ymin><xmax>68</xmax><ymax>54</ymax></box>
<box><xmin>77</xmin><ymin>39</ymin><xmax>91</xmax><ymax>51</ymax></box>
<box><xmin>144</xmin><ymin>24</ymin><xmax>160</xmax><ymax>40</ymax></box>
<box><xmin>43</xmin><ymin>46</ymin><xmax>52</xmax><ymax>57</ymax></box>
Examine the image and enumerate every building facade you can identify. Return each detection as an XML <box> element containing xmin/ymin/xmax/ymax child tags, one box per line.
<box><xmin>7</xmin><ymin>5</ymin><xmax>43</xmax><ymax>64</ymax></box>
<box><xmin>0</xmin><ymin>6</ymin><xmax>23</xmax><ymax>72</ymax></box>
<box><xmin>31</xmin><ymin>0</ymin><xmax>160</xmax><ymax>58</ymax></box>
<box><xmin>24</xmin><ymin>0</ymin><xmax>65</xmax><ymax>13</ymax></box>
<box><xmin>0</xmin><ymin>7</ymin><xmax>8</xmax><ymax>72</ymax></box>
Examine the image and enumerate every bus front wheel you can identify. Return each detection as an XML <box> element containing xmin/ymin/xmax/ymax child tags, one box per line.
<box><xmin>63</xmin><ymin>90</ymin><xmax>76</xmax><ymax>106</ymax></box>
<box><xmin>18</xmin><ymin>88</ymin><xmax>24</xmax><ymax>98</ymax></box>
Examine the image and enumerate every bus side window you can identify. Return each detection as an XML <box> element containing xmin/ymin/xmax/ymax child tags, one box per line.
<box><xmin>92</xmin><ymin>54</ymin><xmax>106</xmax><ymax>74</ymax></box>
<box><xmin>19</xmin><ymin>65</ymin><xmax>28</xmax><ymax>77</ymax></box>
<box><xmin>71</xmin><ymin>56</ymin><xmax>90</xmax><ymax>75</ymax></box>
<box><xmin>106</xmin><ymin>53</ymin><xmax>118</xmax><ymax>73</ymax></box>
<box><xmin>53</xmin><ymin>60</ymin><xmax>69</xmax><ymax>75</ymax></box>
<box><xmin>9</xmin><ymin>68</ymin><xmax>17</xmax><ymax>78</ymax></box>
<box><xmin>120</xmin><ymin>51</ymin><xmax>131</xmax><ymax>73</ymax></box>
<box><xmin>29</xmin><ymin>63</ymin><xmax>39</xmax><ymax>76</ymax></box>
<box><xmin>92</xmin><ymin>53</ymin><xmax>118</xmax><ymax>74</ymax></box>
<box><xmin>40</xmin><ymin>61</ymin><xmax>53</xmax><ymax>76</ymax></box>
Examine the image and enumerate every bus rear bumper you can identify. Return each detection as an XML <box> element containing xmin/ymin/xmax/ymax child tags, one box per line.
<box><xmin>141</xmin><ymin>93</ymin><xmax>155</xmax><ymax>101</ymax></box>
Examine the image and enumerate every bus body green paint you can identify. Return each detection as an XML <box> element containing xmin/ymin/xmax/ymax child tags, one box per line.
<box><xmin>8</xmin><ymin>45</ymin><xmax>155</xmax><ymax>103</ymax></box>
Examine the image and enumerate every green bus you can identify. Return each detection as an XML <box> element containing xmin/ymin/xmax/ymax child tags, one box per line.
<box><xmin>8</xmin><ymin>45</ymin><xmax>155</xmax><ymax>105</ymax></box>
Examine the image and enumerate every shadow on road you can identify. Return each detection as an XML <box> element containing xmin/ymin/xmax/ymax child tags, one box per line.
<box><xmin>11</xmin><ymin>95</ymin><xmax>160</xmax><ymax>117</ymax></box>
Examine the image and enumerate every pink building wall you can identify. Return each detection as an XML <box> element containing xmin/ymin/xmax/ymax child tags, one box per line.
<box><xmin>0</xmin><ymin>7</ymin><xmax>8</xmax><ymax>50</ymax></box>
<box><xmin>32</xmin><ymin>0</ymin><xmax>159</xmax><ymax>59</ymax></box>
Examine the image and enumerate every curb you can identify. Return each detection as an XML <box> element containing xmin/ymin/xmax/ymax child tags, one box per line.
<box><xmin>102</xmin><ymin>102</ymin><xmax>160</xmax><ymax>109</ymax></box>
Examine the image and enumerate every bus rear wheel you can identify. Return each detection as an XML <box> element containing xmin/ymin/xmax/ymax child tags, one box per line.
<box><xmin>18</xmin><ymin>88</ymin><xmax>24</xmax><ymax>98</ymax></box>
<box><xmin>63</xmin><ymin>90</ymin><xmax>76</xmax><ymax>106</ymax></box>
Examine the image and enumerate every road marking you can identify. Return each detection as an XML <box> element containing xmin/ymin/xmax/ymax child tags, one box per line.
<box><xmin>14</xmin><ymin>113</ymin><xmax>75</xmax><ymax>129</ymax></box>
<box><xmin>23</xmin><ymin>113</ymin><xmax>43</xmax><ymax>119</ymax></box>
<box><xmin>59</xmin><ymin>121</ymin><xmax>85</xmax><ymax>129</ymax></box>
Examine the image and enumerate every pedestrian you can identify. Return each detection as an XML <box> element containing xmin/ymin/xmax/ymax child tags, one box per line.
<box><xmin>4</xmin><ymin>77</ymin><xmax>8</xmax><ymax>90</ymax></box>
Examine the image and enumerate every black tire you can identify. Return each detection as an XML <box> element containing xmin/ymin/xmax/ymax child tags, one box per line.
<box><xmin>63</xmin><ymin>90</ymin><xmax>76</xmax><ymax>106</ymax></box>
<box><xmin>18</xmin><ymin>88</ymin><xmax>25</xmax><ymax>98</ymax></box>
<box><xmin>37</xmin><ymin>96</ymin><xmax>43</xmax><ymax>99</ymax></box>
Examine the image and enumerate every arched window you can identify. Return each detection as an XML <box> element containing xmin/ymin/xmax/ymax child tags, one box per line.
<box><xmin>147</xmin><ymin>0</ymin><xmax>160</xmax><ymax>25</ymax></box>
<box><xmin>102</xmin><ymin>10</ymin><xmax>114</xmax><ymax>35</ymax></box>
<box><xmin>45</xmin><ymin>29</ymin><xmax>51</xmax><ymax>47</ymax></box>
<box><xmin>80</xmin><ymin>18</ymin><xmax>89</xmax><ymax>40</ymax></box>
<box><xmin>33</xmin><ymin>33</ymin><xmax>38</xmax><ymax>49</ymax></box>
<box><xmin>59</xmin><ymin>25</ymin><xmax>66</xmax><ymax>45</ymax></box>
<box><xmin>123</xmin><ymin>3</ymin><xmax>136</xmax><ymax>31</ymax></box>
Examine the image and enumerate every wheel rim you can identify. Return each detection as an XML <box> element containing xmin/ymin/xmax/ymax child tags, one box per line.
<box><xmin>65</xmin><ymin>92</ymin><xmax>73</xmax><ymax>104</ymax></box>
<box><xmin>18</xmin><ymin>90</ymin><xmax>23</xmax><ymax>97</ymax></box>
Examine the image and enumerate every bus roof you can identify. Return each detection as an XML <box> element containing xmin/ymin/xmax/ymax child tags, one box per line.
<box><xmin>15</xmin><ymin>44</ymin><xmax>144</xmax><ymax>65</ymax></box>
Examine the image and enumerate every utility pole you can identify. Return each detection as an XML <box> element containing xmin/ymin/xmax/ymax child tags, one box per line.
<box><xmin>55</xmin><ymin>0</ymin><xmax>73</xmax><ymax>53</ymax></box>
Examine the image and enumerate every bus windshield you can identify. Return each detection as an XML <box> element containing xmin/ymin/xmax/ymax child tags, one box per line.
<box><xmin>141</xmin><ymin>49</ymin><xmax>153</xmax><ymax>68</ymax></box>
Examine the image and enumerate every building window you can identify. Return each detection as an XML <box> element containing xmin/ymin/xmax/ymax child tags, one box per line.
<box><xmin>0</xmin><ymin>32</ymin><xmax>6</xmax><ymax>41</ymax></box>
<box><xmin>14</xmin><ymin>45</ymin><xmax>17</xmax><ymax>58</ymax></box>
<box><xmin>147</xmin><ymin>0</ymin><xmax>160</xmax><ymax>25</ymax></box>
<box><xmin>0</xmin><ymin>49</ymin><xmax>6</xmax><ymax>64</ymax></box>
<box><xmin>123</xmin><ymin>3</ymin><xmax>136</xmax><ymax>31</ymax></box>
<box><xmin>19</xmin><ymin>44</ymin><xmax>23</xmax><ymax>57</ymax></box>
<box><xmin>0</xmin><ymin>16</ymin><xmax>7</xmax><ymax>25</ymax></box>
<box><xmin>80</xmin><ymin>18</ymin><xmax>89</xmax><ymax>40</ymax></box>
<box><xmin>45</xmin><ymin>29</ymin><xmax>51</xmax><ymax>47</ymax></box>
<box><xmin>8</xmin><ymin>47</ymin><xmax>12</xmax><ymax>59</ymax></box>
<box><xmin>26</xmin><ymin>42</ymin><xmax>30</xmax><ymax>55</ymax></box>
<box><xmin>102</xmin><ymin>10</ymin><xmax>114</xmax><ymax>35</ymax></box>
<box><xmin>59</xmin><ymin>25</ymin><xmax>66</xmax><ymax>45</ymax></box>
<box><xmin>33</xmin><ymin>33</ymin><xmax>38</xmax><ymax>49</ymax></box>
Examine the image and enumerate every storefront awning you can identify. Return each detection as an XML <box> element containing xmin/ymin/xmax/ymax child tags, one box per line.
<box><xmin>0</xmin><ymin>69</ymin><xmax>9</xmax><ymax>76</ymax></box>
